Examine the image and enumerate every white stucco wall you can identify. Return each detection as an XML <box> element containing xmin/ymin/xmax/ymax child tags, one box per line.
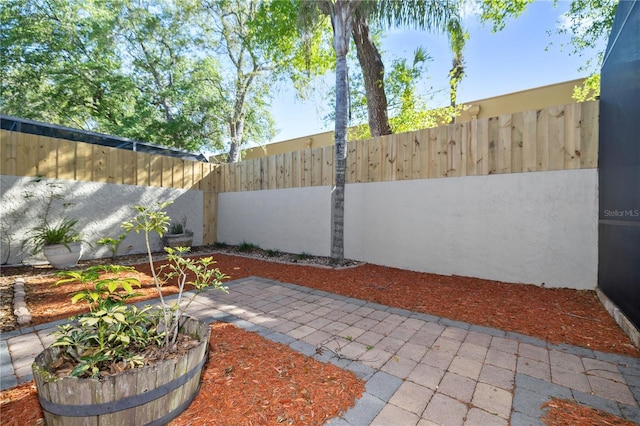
<box><xmin>0</xmin><ymin>176</ymin><xmax>203</xmax><ymax>265</ymax></box>
<box><xmin>216</xmin><ymin>186</ymin><xmax>331</xmax><ymax>257</ymax></box>
<box><xmin>345</xmin><ymin>169</ymin><xmax>599</xmax><ymax>289</ymax></box>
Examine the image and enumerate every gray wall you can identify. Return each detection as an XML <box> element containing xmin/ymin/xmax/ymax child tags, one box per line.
<box><xmin>217</xmin><ymin>186</ymin><xmax>331</xmax><ymax>256</ymax></box>
<box><xmin>1</xmin><ymin>176</ymin><xmax>203</xmax><ymax>265</ymax></box>
<box><xmin>216</xmin><ymin>169</ymin><xmax>598</xmax><ymax>290</ymax></box>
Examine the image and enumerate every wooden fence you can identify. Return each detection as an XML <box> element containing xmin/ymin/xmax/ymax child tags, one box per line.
<box><xmin>214</xmin><ymin>101</ymin><xmax>599</xmax><ymax>192</ymax></box>
<box><xmin>0</xmin><ymin>130</ymin><xmax>219</xmax><ymax>243</ymax></box>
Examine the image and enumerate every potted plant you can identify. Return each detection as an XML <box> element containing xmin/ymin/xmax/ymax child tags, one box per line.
<box><xmin>163</xmin><ymin>217</ymin><xmax>194</xmax><ymax>248</ymax></box>
<box><xmin>26</xmin><ymin>218</ymin><xmax>84</xmax><ymax>269</ymax></box>
<box><xmin>31</xmin><ymin>202</ymin><xmax>229</xmax><ymax>424</ymax></box>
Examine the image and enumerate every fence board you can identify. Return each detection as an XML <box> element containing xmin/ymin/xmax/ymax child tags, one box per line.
<box><xmin>382</xmin><ymin>135</ymin><xmax>397</xmax><ymax>182</ymax></box>
<box><xmin>291</xmin><ymin>151</ymin><xmax>301</xmax><ymax>188</ymax></box>
<box><xmin>268</xmin><ymin>156</ymin><xmax>277</xmax><ymax>189</ymax></box>
<box><xmin>465</xmin><ymin>120</ymin><xmax>477</xmax><ymax>176</ymax></box>
<box><xmin>580</xmin><ymin>101</ymin><xmax>598</xmax><ymax>168</ymax></box>
<box><xmin>149</xmin><ymin>154</ymin><xmax>163</xmax><ymax>187</ymax></box>
<box><xmin>522</xmin><ymin>110</ymin><xmax>537</xmax><ymax>172</ymax></box>
<box><xmin>498</xmin><ymin>114</ymin><xmax>512</xmax><ymax>174</ymax></box>
<box><xmin>564</xmin><ymin>103</ymin><xmax>580</xmax><ymax>170</ymax></box>
<box><xmin>310</xmin><ymin>147</ymin><xmax>322</xmax><ymax>186</ymax></box>
<box><xmin>548</xmin><ymin>105</ymin><xmax>565</xmax><ymax>171</ymax></box>
<box><xmin>511</xmin><ymin>112</ymin><xmax>524</xmax><ymax>173</ymax></box>
<box><xmin>536</xmin><ymin>108</ymin><xmax>550</xmax><ymax>171</ymax></box>
<box><xmin>322</xmin><ymin>145</ymin><xmax>333</xmax><ymax>186</ymax></box>
<box><xmin>57</xmin><ymin>140</ymin><xmax>76</xmax><ymax>180</ymax></box>
<box><xmin>0</xmin><ymin>131</ymin><xmax>16</xmax><ymax>176</ymax></box>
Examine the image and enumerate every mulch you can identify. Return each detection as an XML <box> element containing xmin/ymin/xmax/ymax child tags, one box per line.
<box><xmin>0</xmin><ymin>323</ymin><xmax>365</xmax><ymax>425</ymax></box>
<box><xmin>1</xmin><ymin>249</ymin><xmax>639</xmax><ymax>425</ymax></box>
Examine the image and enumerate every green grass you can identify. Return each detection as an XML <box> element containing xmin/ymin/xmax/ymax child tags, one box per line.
<box><xmin>265</xmin><ymin>249</ymin><xmax>281</xmax><ymax>257</ymax></box>
<box><xmin>237</xmin><ymin>241</ymin><xmax>260</xmax><ymax>252</ymax></box>
<box><xmin>295</xmin><ymin>252</ymin><xmax>311</xmax><ymax>260</ymax></box>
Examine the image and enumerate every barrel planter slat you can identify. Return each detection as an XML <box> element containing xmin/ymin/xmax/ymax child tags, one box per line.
<box><xmin>33</xmin><ymin>318</ymin><xmax>210</xmax><ymax>426</ymax></box>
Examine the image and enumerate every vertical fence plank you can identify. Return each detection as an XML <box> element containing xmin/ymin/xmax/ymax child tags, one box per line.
<box><xmin>487</xmin><ymin>117</ymin><xmax>499</xmax><ymax>175</ymax></box>
<box><xmin>291</xmin><ymin>151</ymin><xmax>301</xmax><ymax>188</ymax></box>
<box><xmin>498</xmin><ymin>114</ymin><xmax>512</xmax><ymax>174</ymax></box>
<box><xmin>397</xmin><ymin>131</ymin><xmax>411</xmax><ymax>180</ymax></box>
<box><xmin>57</xmin><ymin>140</ymin><xmax>77</xmax><ymax>180</ymax></box>
<box><xmin>310</xmin><ymin>147</ymin><xmax>322</xmax><ymax>186</ymax></box>
<box><xmin>258</xmin><ymin>156</ymin><xmax>267</xmax><ymax>190</ymax></box>
<box><xmin>346</xmin><ymin>141</ymin><xmax>357</xmax><ymax>184</ymax></box>
<box><xmin>300</xmin><ymin>149</ymin><xmax>310</xmax><ymax>188</ymax></box>
<box><xmin>92</xmin><ymin>145</ymin><xmax>109</xmax><ymax>182</ymax></box>
<box><xmin>563</xmin><ymin>103</ymin><xmax>581</xmax><ymax>169</ymax></box>
<box><xmin>368</xmin><ymin>136</ymin><xmax>382</xmax><ymax>182</ymax></box>
<box><xmin>382</xmin><ymin>135</ymin><xmax>397</xmax><ymax>182</ymax></box>
<box><xmin>121</xmin><ymin>150</ymin><xmax>137</xmax><ymax>185</ymax></box>
<box><xmin>447</xmin><ymin>124</ymin><xmax>461</xmax><ymax>177</ymax></box>
<box><xmin>184</xmin><ymin>160</ymin><xmax>195</xmax><ymax>188</ymax></box>
<box><xmin>465</xmin><ymin>120</ymin><xmax>477</xmax><ymax>176</ymax></box>
<box><xmin>268</xmin><ymin>156</ymin><xmax>277</xmax><ymax>189</ymax></box>
<box><xmin>437</xmin><ymin>126</ymin><xmax>448</xmax><ymax>177</ymax></box>
<box><xmin>416</xmin><ymin>128</ymin><xmax>430</xmax><ymax>179</ymax></box>
<box><xmin>149</xmin><ymin>154</ymin><xmax>163</xmax><ymax>187</ymax></box>
<box><xmin>105</xmin><ymin>147</ymin><xmax>119</xmax><ymax>183</ymax></box>
<box><xmin>548</xmin><ymin>105</ymin><xmax>565</xmax><ymax>171</ymax></box>
<box><xmin>323</xmin><ymin>145</ymin><xmax>334</xmax><ymax>186</ymax></box>
<box><xmin>173</xmin><ymin>158</ymin><xmax>185</xmax><ymax>188</ymax></box>
<box><xmin>580</xmin><ymin>101</ymin><xmax>598</xmax><ymax>168</ymax></box>
<box><xmin>536</xmin><ymin>108</ymin><xmax>550</xmax><ymax>171</ymax></box>
<box><xmin>522</xmin><ymin>110</ymin><xmax>537</xmax><ymax>172</ymax></box>
<box><xmin>136</xmin><ymin>152</ymin><xmax>150</xmax><ymax>187</ymax></box>
<box><xmin>476</xmin><ymin>118</ymin><xmax>489</xmax><ymax>175</ymax></box>
<box><xmin>428</xmin><ymin>128</ymin><xmax>439</xmax><ymax>178</ymax></box>
<box><xmin>355</xmin><ymin>139</ymin><xmax>367</xmax><ymax>183</ymax></box>
<box><xmin>511</xmin><ymin>112</ymin><xmax>524</xmax><ymax>174</ymax></box>
<box><xmin>75</xmin><ymin>141</ymin><xmax>93</xmax><ymax>182</ymax></box>
<box><xmin>457</xmin><ymin>123</ymin><xmax>467</xmax><ymax>177</ymax></box>
<box><xmin>21</xmin><ymin>133</ymin><xmax>39</xmax><ymax>177</ymax></box>
<box><xmin>0</xmin><ymin>131</ymin><xmax>17</xmax><ymax>176</ymax></box>
<box><xmin>275</xmin><ymin>154</ymin><xmax>285</xmax><ymax>189</ymax></box>
<box><xmin>34</xmin><ymin>135</ymin><xmax>56</xmax><ymax>178</ymax></box>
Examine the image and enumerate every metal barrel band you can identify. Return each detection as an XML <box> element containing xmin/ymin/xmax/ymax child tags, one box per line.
<box><xmin>38</xmin><ymin>354</ymin><xmax>206</xmax><ymax>417</ymax></box>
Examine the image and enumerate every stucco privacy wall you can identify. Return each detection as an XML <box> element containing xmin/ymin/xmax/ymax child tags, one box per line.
<box><xmin>345</xmin><ymin>169</ymin><xmax>599</xmax><ymax>290</ymax></box>
<box><xmin>0</xmin><ymin>175</ymin><xmax>204</xmax><ymax>266</ymax></box>
<box><xmin>216</xmin><ymin>186</ymin><xmax>331</xmax><ymax>257</ymax></box>
<box><xmin>215</xmin><ymin>169</ymin><xmax>598</xmax><ymax>290</ymax></box>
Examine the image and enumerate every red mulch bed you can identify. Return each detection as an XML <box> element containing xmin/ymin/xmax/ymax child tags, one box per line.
<box><xmin>1</xmin><ymin>251</ymin><xmax>638</xmax><ymax>426</ymax></box>
<box><xmin>0</xmin><ymin>323</ymin><xmax>364</xmax><ymax>425</ymax></box>
<box><xmin>541</xmin><ymin>398</ymin><xmax>639</xmax><ymax>426</ymax></box>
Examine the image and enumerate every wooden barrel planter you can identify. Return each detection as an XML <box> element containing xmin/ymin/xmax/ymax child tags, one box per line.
<box><xmin>32</xmin><ymin>317</ymin><xmax>210</xmax><ymax>426</ymax></box>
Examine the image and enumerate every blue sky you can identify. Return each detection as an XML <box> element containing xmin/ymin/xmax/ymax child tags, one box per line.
<box><xmin>268</xmin><ymin>1</ymin><xmax>604</xmax><ymax>143</ymax></box>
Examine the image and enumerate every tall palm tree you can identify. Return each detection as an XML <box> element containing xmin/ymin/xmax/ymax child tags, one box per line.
<box><xmin>353</xmin><ymin>0</ymin><xmax>464</xmax><ymax>136</ymax></box>
<box><xmin>302</xmin><ymin>0</ymin><xmax>364</xmax><ymax>265</ymax></box>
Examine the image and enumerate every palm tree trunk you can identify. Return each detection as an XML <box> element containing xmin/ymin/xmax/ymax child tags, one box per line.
<box><xmin>332</xmin><ymin>52</ymin><xmax>348</xmax><ymax>265</ymax></box>
<box><xmin>352</xmin><ymin>11</ymin><xmax>392</xmax><ymax>137</ymax></box>
<box><xmin>329</xmin><ymin>0</ymin><xmax>357</xmax><ymax>265</ymax></box>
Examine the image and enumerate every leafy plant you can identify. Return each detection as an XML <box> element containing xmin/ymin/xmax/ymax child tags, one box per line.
<box><xmin>51</xmin><ymin>202</ymin><xmax>229</xmax><ymax>378</ymax></box>
<box><xmin>122</xmin><ymin>202</ymin><xmax>229</xmax><ymax>348</ymax></box>
<box><xmin>26</xmin><ymin>218</ymin><xmax>82</xmax><ymax>254</ymax></box>
<box><xmin>170</xmin><ymin>223</ymin><xmax>184</xmax><ymax>234</ymax></box>
<box><xmin>97</xmin><ymin>234</ymin><xmax>127</xmax><ymax>258</ymax></box>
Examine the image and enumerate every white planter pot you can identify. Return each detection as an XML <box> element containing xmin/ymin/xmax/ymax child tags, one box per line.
<box><xmin>43</xmin><ymin>242</ymin><xmax>83</xmax><ymax>269</ymax></box>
